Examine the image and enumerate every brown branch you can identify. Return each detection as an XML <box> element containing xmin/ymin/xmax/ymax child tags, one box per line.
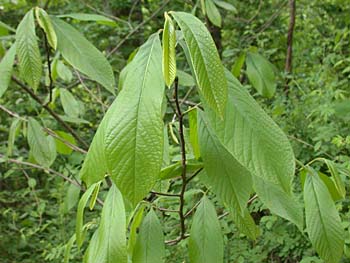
<box><xmin>0</xmin><ymin>104</ymin><xmax>26</xmax><ymax>121</ymax></box>
<box><xmin>173</xmin><ymin>76</ymin><xmax>188</xmax><ymax>240</ymax></box>
<box><xmin>284</xmin><ymin>0</ymin><xmax>296</xmax><ymax>95</ymax></box>
<box><xmin>11</xmin><ymin>76</ymin><xmax>89</xmax><ymax>149</ymax></box>
<box><xmin>150</xmin><ymin>191</ymin><xmax>180</xmax><ymax>197</ymax></box>
<box><xmin>186</xmin><ymin>168</ymin><xmax>203</xmax><ymax>184</ymax></box>
<box><xmin>107</xmin><ymin>0</ymin><xmax>170</xmax><ymax>57</ymax></box>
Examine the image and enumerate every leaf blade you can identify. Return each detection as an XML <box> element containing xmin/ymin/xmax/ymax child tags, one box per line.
<box><xmin>162</xmin><ymin>12</ymin><xmax>176</xmax><ymax>87</ymax></box>
<box><xmin>0</xmin><ymin>43</ymin><xmax>16</xmax><ymax>98</ymax></box>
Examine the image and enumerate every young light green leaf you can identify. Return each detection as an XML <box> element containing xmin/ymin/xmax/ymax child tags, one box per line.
<box><xmin>231</xmin><ymin>52</ymin><xmax>246</xmax><ymax>78</ymax></box>
<box><xmin>172</xmin><ymin>12</ymin><xmax>227</xmax><ymax>116</ymax></box>
<box><xmin>205</xmin><ymin>0</ymin><xmax>222</xmax><ymax>27</ymax></box>
<box><xmin>213</xmin><ymin>0</ymin><xmax>237</xmax><ymax>12</ymax></box>
<box><xmin>198</xmin><ymin>111</ymin><xmax>252</xmax><ymax>214</ymax></box>
<box><xmin>53</xmin><ymin>130</ymin><xmax>77</xmax><ymax>155</ymax></box>
<box><xmin>162</xmin><ymin>12</ymin><xmax>176</xmax><ymax>87</ymax></box>
<box><xmin>89</xmin><ymin>182</ymin><xmax>100</xmax><ymax>210</ymax></box>
<box><xmin>204</xmin><ymin>70</ymin><xmax>303</xmax><ymax>229</ymax></box>
<box><xmin>62</xmin><ymin>183</ymin><xmax>80</xmax><ymax>214</ymax></box>
<box><xmin>246</xmin><ymin>52</ymin><xmax>276</xmax><ymax>98</ymax></box>
<box><xmin>128</xmin><ymin>205</ymin><xmax>145</xmax><ymax>258</ymax></box>
<box><xmin>7</xmin><ymin>118</ymin><xmax>21</xmax><ymax>156</ymax></box>
<box><xmin>160</xmin><ymin>160</ymin><xmax>203</xmax><ymax>180</ymax></box>
<box><xmin>57</xmin><ymin>13</ymin><xmax>117</xmax><ymax>27</ymax></box>
<box><xmin>0</xmin><ymin>43</ymin><xmax>16</xmax><ymax>98</ymax></box>
<box><xmin>304</xmin><ymin>169</ymin><xmax>344</xmax><ymax>263</ymax></box>
<box><xmin>60</xmin><ymin>88</ymin><xmax>81</xmax><ymax>118</ymax></box>
<box><xmin>84</xmin><ymin>185</ymin><xmax>127</xmax><ymax>263</ymax></box>
<box><xmin>80</xmin><ymin>34</ymin><xmax>165</xmax><ymax>205</ymax></box>
<box><xmin>323</xmin><ymin>159</ymin><xmax>346</xmax><ymax>199</ymax></box>
<box><xmin>189</xmin><ymin>196</ymin><xmax>224</xmax><ymax>263</ymax></box>
<box><xmin>51</xmin><ymin>17</ymin><xmax>115</xmax><ymax>94</ymax></box>
<box><xmin>177</xmin><ymin>70</ymin><xmax>195</xmax><ymax>86</ymax></box>
<box><xmin>64</xmin><ymin>234</ymin><xmax>76</xmax><ymax>263</ymax></box>
<box><xmin>76</xmin><ymin>183</ymin><xmax>98</xmax><ymax>248</ymax></box>
<box><xmin>16</xmin><ymin>10</ymin><xmax>42</xmax><ymax>90</ymax></box>
<box><xmin>56</xmin><ymin>60</ymin><xmax>73</xmax><ymax>82</ymax></box>
<box><xmin>35</xmin><ymin>7</ymin><xmax>57</xmax><ymax>50</ymax></box>
<box><xmin>27</xmin><ymin>118</ymin><xmax>56</xmax><ymax>167</ymax></box>
<box><xmin>189</xmin><ymin>108</ymin><xmax>200</xmax><ymax>159</ymax></box>
<box><xmin>132</xmin><ymin>209</ymin><xmax>165</xmax><ymax>263</ymax></box>
<box><xmin>0</xmin><ymin>21</ymin><xmax>16</xmax><ymax>36</ymax></box>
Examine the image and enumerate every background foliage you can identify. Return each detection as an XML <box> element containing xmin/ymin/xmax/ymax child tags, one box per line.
<box><xmin>1</xmin><ymin>0</ymin><xmax>350</xmax><ymax>262</ymax></box>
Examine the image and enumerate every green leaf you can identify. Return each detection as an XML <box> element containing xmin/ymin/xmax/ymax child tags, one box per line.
<box><xmin>318</xmin><ymin>172</ymin><xmax>343</xmax><ymax>201</ymax></box>
<box><xmin>172</xmin><ymin>12</ymin><xmax>227</xmax><ymax>116</ymax></box>
<box><xmin>0</xmin><ymin>43</ymin><xmax>16</xmax><ymax>98</ymax></box>
<box><xmin>231</xmin><ymin>52</ymin><xmax>245</xmax><ymax>78</ymax></box>
<box><xmin>0</xmin><ymin>21</ymin><xmax>16</xmax><ymax>36</ymax></box>
<box><xmin>62</xmin><ymin>183</ymin><xmax>80</xmax><ymax>214</ymax></box>
<box><xmin>189</xmin><ymin>196</ymin><xmax>224</xmax><ymax>263</ymax></box>
<box><xmin>323</xmin><ymin>159</ymin><xmax>346</xmax><ymax>199</ymax></box>
<box><xmin>56</xmin><ymin>60</ymin><xmax>73</xmax><ymax>82</ymax></box>
<box><xmin>35</xmin><ymin>7</ymin><xmax>57</xmax><ymax>50</ymax></box>
<box><xmin>213</xmin><ymin>0</ymin><xmax>237</xmax><ymax>12</ymax></box>
<box><xmin>84</xmin><ymin>185</ymin><xmax>127</xmax><ymax>263</ymax></box>
<box><xmin>51</xmin><ymin>17</ymin><xmax>115</xmax><ymax>94</ymax></box>
<box><xmin>7</xmin><ymin>117</ymin><xmax>21</xmax><ymax>156</ymax></box>
<box><xmin>89</xmin><ymin>182</ymin><xmax>100</xmax><ymax>210</ymax></box>
<box><xmin>160</xmin><ymin>160</ymin><xmax>203</xmax><ymax>180</ymax></box>
<box><xmin>27</xmin><ymin>118</ymin><xmax>56</xmax><ymax>167</ymax></box>
<box><xmin>54</xmin><ymin>130</ymin><xmax>76</xmax><ymax>155</ymax></box>
<box><xmin>57</xmin><ymin>13</ymin><xmax>117</xmax><ymax>27</ymax></box>
<box><xmin>246</xmin><ymin>52</ymin><xmax>276</xmax><ymax>98</ymax></box>
<box><xmin>205</xmin><ymin>70</ymin><xmax>303</xmax><ymax>229</ymax></box>
<box><xmin>132</xmin><ymin>209</ymin><xmax>165</xmax><ymax>263</ymax></box>
<box><xmin>60</xmin><ymin>88</ymin><xmax>81</xmax><ymax>118</ymax></box>
<box><xmin>162</xmin><ymin>12</ymin><xmax>176</xmax><ymax>87</ymax></box>
<box><xmin>80</xmin><ymin>34</ymin><xmax>165</xmax><ymax>205</ymax></box>
<box><xmin>205</xmin><ymin>0</ymin><xmax>222</xmax><ymax>27</ymax></box>
<box><xmin>177</xmin><ymin>70</ymin><xmax>195</xmax><ymax>86</ymax></box>
<box><xmin>76</xmin><ymin>183</ymin><xmax>98</xmax><ymax>248</ymax></box>
<box><xmin>198</xmin><ymin>111</ymin><xmax>252</xmax><ymax>214</ymax></box>
<box><xmin>16</xmin><ymin>10</ymin><xmax>42</xmax><ymax>90</ymax></box>
<box><xmin>304</xmin><ymin>169</ymin><xmax>344</xmax><ymax>263</ymax></box>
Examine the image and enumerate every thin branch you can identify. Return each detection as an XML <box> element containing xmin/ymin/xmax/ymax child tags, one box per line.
<box><xmin>42</xmin><ymin>31</ymin><xmax>53</xmax><ymax>104</ymax></box>
<box><xmin>0</xmin><ymin>153</ymin><xmax>103</xmax><ymax>205</ymax></box>
<box><xmin>284</xmin><ymin>0</ymin><xmax>296</xmax><ymax>94</ymax></box>
<box><xmin>0</xmin><ymin>104</ymin><xmax>26</xmax><ymax>121</ymax></box>
<box><xmin>173</xmin><ymin>76</ymin><xmax>188</xmax><ymax>239</ymax></box>
<box><xmin>165</xmin><ymin>234</ymin><xmax>190</xmax><ymax>246</ymax></box>
<box><xmin>107</xmin><ymin>0</ymin><xmax>170</xmax><ymax>57</ymax></box>
<box><xmin>11</xmin><ymin>76</ymin><xmax>89</xmax><ymax>149</ymax></box>
<box><xmin>186</xmin><ymin>167</ymin><xmax>203</xmax><ymax>183</ymax></box>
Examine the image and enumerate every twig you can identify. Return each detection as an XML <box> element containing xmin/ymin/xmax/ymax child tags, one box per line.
<box><xmin>186</xmin><ymin>167</ymin><xmax>203</xmax><ymax>183</ymax></box>
<box><xmin>173</xmin><ymin>76</ymin><xmax>188</xmax><ymax>239</ymax></box>
<box><xmin>165</xmin><ymin>234</ymin><xmax>190</xmax><ymax>245</ymax></box>
<box><xmin>11</xmin><ymin>76</ymin><xmax>89</xmax><ymax>149</ymax></box>
<box><xmin>150</xmin><ymin>191</ymin><xmax>180</xmax><ymax>197</ymax></box>
<box><xmin>284</xmin><ymin>0</ymin><xmax>296</xmax><ymax>95</ymax></box>
<box><xmin>107</xmin><ymin>0</ymin><xmax>170</xmax><ymax>57</ymax></box>
<box><xmin>0</xmin><ymin>104</ymin><xmax>26</xmax><ymax>121</ymax></box>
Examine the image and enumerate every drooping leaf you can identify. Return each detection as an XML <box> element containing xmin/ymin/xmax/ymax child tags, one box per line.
<box><xmin>27</xmin><ymin>118</ymin><xmax>56</xmax><ymax>167</ymax></box>
<box><xmin>60</xmin><ymin>88</ymin><xmax>81</xmax><ymax>118</ymax></box>
<box><xmin>172</xmin><ymin>12</ymin><xmax>227</xmax><ymax>116</ymax></box>
<box><xmin>0</xmin><ymin>43</ymin><xmax>16</xmax><ymax>98</ymax></box>
<box><xmin>198</xmin><ymin>111</ymin><xmax>252</xmax><ymax>214</ymax></box>
<box><xmin>58</xmin><ymin>13</ymin><xmax>117</xmax><ymax>27</ymax></box>
<box><xmin>189</xmin><ymin>196</ymin><xmax>224</xmax><ymax>263</ymax></box>
<box><xmin>81</xmin><ymin>34</ymin><xmax>165</xmax><ymax>205</ymax></box>
<box><xmin>160</xmin><ymin>160</ymin><xmax>203</xmax><ymax>180</ymax></box>
<box><xmin>7</xmin><ymin>118</ymin><xmax>21</xmax><ymax>156</ymax></box>
<box><xmin>132</xmin><ymin>209</ymin><xmax>165</xmax><ymax>263</ymax></box>
<box><xmin>246</xmin><ymin>52</ymin><xmax>276</xmax><ymax>98</ymax></box>
<box><xmin>0</xmin><ymin>21</ymin><xmax>16</xmax><ymax>36</ymax></box>
<box><xmin>89</xmin><ymin>182</ymin><xmax>100</xmax><ymax>210</ymax></box>
<box><xmin>62</xmin><ymin>183</ymin><xmax>80</xmax><ymax>214</ymax></box>
<box><xmin>56</xmin><ymin>60</ymin><xmax>73</xmax><ymax>82</ymax></box>
<box><xmin>205</xmin><ymin>0</ymin><xmax>222</xmax><ymax>27</ymax></box>
<box><xmin>76</xmin><ymin>183</ymin><xmax>98</xmax><ymax>248</ymax></box>
<box><xmin>16</xmin><ymin>10</ymin><xmax>42</xmax><ymax>90</ymax></box>
<box><xmin>177</xmin><ymin>70</ymin><xmax>195</xmax><ymax>86</ymax></box>
<box><xmin>213</xmin><ymin>0</ymin><xmax>237</xmax><ymax>12</ymax></box>
<box><xmin>231</xmin><ymin>52</ymin><xmax>246</xmax><ymax>78</ymax></box>
<box><xmin>205</xmin><ymin>70</ymin><xmax>303</xmax><ymax>229</ymax></box>
<box><xmin>304</xmin><ymin>169</ymin><xmax>344</xmax><ymax>263</ymax></box>
<box><xmin>35</xmin><ymin>7</ymin><xmax>57</xmax><ymax>50</ymax></box>
<box><xmin>162</xmin><ymin>12</ymin><xmax>176</xmax><ymax>87</ymax></box>
<box><xmin>323</xmin><ymin>159</ymin><xmax>346</xmax><ymax>199</ymax></box>
<box><xmin>84</xmin><ymin>185</ymin><xmax>127</xmax><ymax>263</ymax></box>
<box><xmin>51</xmin><ymin>17</ymin><xmax>115</xmax><ymax>94</ymax></box>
